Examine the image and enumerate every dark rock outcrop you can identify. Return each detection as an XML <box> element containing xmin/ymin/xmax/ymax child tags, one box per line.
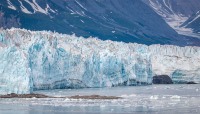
<box><xmin>0</xmin><ymin>93</ymin><xmax>53</xmax><ymax>98</ymax></box>
<box><xmin>0</xmin><ymin>93</ymin><xmax>121</xmax><ymax>100</ymax></box>
<box><xmin>153</xmin><ymin>75</ymin><xmax>173</xmax><ymax>84</ymax></box>
<box><xmin>186</xmin><ymin>81</ymin><xmax>198</xmax><ymax>84</ymax></box>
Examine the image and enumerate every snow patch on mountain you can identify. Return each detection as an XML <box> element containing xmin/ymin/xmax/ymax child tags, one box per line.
<box><xmin>183</xmin><ymin>10</ymin><xmax>200</xmax><ymax>28</ymax></box>
<box><xmin>7</xmin><ymin>0</ymin><xmax>16</xmax><ymax>10</ymax></box>
<box><xmin>75</xmin><ymin>0</ymin><xmax>87</xmax><ymax>11</ymax></box>
<box><xmin>19</xmin><ymin>0</ymin><xmax>32</xmax><ymax>14</ymax></box>
<box><xmin>45</xmin><ymin>4</ymin><xmax>56</xmax><ymax>13</ymax></box>
<box><xmin>5</xmin><ymin>0</ymin><xmax>56</xmax><ymax>15</ymax></box>
<box><xmin>144</xmin><ymin>0</ymin><xmax>200</xmax><ymax>38</ymax></box>
<box><xmin>180</xmin><ymin>10</ymin><xmax>200</xmax><ymax>37</ymax></box>
<box><xmin>146</xmin><ymin>0</ymin><xmax>187</xmax><ymax>31</ymax></box>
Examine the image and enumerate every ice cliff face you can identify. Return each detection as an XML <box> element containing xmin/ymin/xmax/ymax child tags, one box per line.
<box><xmin>0</xmin><ymin>28</ymin><xmax>199</xmax><ymax>94</ymax></box>
<box><xmin>149</xmin><ymin>45</ymin><xmax>200</xmax><ymax>83</ymax></box>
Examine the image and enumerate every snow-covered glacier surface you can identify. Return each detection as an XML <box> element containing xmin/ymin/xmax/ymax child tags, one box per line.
<box><xmin>0</xmin><ymin>28</ymin><xmax>199</xmax><ymax>94</ymax></box>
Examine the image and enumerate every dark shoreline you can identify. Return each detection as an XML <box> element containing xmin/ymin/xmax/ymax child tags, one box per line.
<box><xmin>1</xmin><ymin>83</ymin><xmax>198</xmax><ymax>99</ymax></box>
<box><xmin>0</xmin><ymin>93</ymin><xmax>121</xmax><ymax>99</ymax></box>
<box><xmin>0</xmin><ymin>93</ymin><xmax>56</xmax><ymax>98</ymax></box>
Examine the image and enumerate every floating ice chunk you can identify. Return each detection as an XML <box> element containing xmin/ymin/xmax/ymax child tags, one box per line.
<box><xmin>150</xmin><ymin>95</ymin><xmax>158</xmax><ymax>100</ymax></box>
<box><xmin>170</xmin><ymin>95</ymin><xmax>181</xmax><ymax>99</ymax></box>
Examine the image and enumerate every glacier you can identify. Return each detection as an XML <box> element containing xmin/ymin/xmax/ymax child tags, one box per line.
<box><xmin>0</xmin><ymin>28</ymin><xmax>199</xmax><ymax>95</ymax></box>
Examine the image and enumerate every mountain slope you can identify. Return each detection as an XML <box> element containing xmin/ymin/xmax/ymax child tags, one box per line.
<box><xmin>182</xmin><ymin>11</ymin><xmax>200</xmax><ymax>35</ymax></box>
<box><xmin>143</xmin><ymin>0</ymin><xmax>200</xmax><ymax>38</ymax></box>
<box><xmin>0</xmin><ymin>0</ymin><xmax>190</xmax><ymax>45</ymax></box>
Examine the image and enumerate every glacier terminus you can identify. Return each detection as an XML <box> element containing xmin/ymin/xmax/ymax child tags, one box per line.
<box><xmin>0</xmin><ymin>28</ymin><xmax>200</xmax><ymax>95</ymax></box>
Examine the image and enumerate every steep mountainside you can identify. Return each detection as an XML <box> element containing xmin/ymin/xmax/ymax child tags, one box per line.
<box><xmin>182</xmin><ymin>11</ymin><xmax>200</xmax><ymax>35</ymax></box>
<box><xmin>143</xmin><ymin>0</ymin><xmax>200</xmax><ymax>38</ymax></box>
<box><xmin>0</xmin><ymin>0</ymin><xmax>196</xmax><ymax>45</ymax></box>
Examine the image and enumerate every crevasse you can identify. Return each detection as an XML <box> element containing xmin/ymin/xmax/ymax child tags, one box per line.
<box><xmin>0</xmin><ymin>28</ymin><xmax>199</xmax><ymax>94</ymax></box>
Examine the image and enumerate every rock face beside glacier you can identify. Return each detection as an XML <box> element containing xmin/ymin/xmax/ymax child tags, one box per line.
<box><xmin>0</xmin><ymin>28</ymin><xmax>199</xmax><ymax>94</ymax></box>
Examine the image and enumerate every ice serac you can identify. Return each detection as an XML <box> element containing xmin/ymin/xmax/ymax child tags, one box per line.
<box><xmin>0</xmin><ymin>33</ymin><xmax>31</xmax><ymax>94</ymax></box>
<box><xmin>28</xmin><ymin>33</ymin><xmax>152</xmax><ymax>90</ymax></box>
<box><xmin>0</xmin><ymin>28</ymin><xmax>152</xmax><ymax>94</ymax></box>
<box><xmin>0</xmin><ymin>28</ymin><xmax>200</xmax><ymax>95</ymax></box>
<box><xmin>149</xmin><ymin>45</ymin><xmax>200</xmax><ymax>83</ymax></box>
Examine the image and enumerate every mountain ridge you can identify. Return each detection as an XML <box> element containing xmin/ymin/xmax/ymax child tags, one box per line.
<box><xmin>143</xmin><ymin>0</ymin><xmax>200</xmax><ymax>38</ymax></box>
<box><xmin>0</xmin><ymin>0</ymin><xmax>200</xmax><ymax>46</ymax></box>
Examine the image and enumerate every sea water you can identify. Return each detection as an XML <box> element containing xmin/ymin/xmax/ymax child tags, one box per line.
<box><xmin>0</xmin><ymin>85</ymin><xmax>200</xmax><ymax>114</ymax></box>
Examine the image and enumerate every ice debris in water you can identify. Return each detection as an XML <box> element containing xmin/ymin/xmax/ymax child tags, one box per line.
<box><xmin>170</xmin><ymin>95</ymin><xmax>181</xmax><ymax>99</ymax></box>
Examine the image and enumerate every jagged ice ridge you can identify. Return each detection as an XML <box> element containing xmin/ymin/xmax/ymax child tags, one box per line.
<box><xmin>0</xmin><ymin>28</ymin><xmax>199</xmax><ymax>94</ymax></box>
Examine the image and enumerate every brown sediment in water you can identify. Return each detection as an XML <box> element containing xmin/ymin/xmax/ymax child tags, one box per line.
<box><xmin>0</xmin><ymin>93</ymin><xmax>57</xmax><ymax>98</ymax></box>
<box><xmin>0</xmin><ymin>93</ymin><xmax>121</xmax><ymax>99</ymax></box>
